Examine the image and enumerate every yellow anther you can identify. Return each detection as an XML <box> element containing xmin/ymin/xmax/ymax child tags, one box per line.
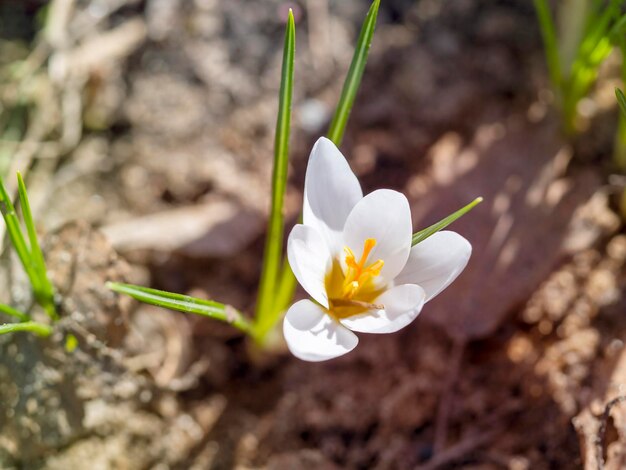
<box><xmin>367</xmin><ymin>259</ymin><xmax>384</xmax><ymax>276</ymax></box>
<box><xmin>344</xmin><ymin>246</ymin><xmax>359</xmax><ymax>269</ymax></box>
<box><xmin>359</xmin><ymin>238</ymin><xmax>377</xmax><ymax>269</ymax></box>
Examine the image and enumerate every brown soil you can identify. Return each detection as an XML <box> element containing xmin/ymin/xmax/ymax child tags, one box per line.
<box><xmin>1</xmin><ymin>0</ymin><xmax>625</xmax><ymax>469</ymax></box>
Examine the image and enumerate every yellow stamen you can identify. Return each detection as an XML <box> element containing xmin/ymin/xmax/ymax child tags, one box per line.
<box><xmin>358</xmin><ymin>238</ymin><xmax>377</xmax><ymax>269</ymax></box>
<box><xmin>367</xmin><ymin>259</ymin><xmax>384</xmax><ymax>276</ymax></box>
<box><xmin>340</xmin><ymin>238</ymin><xmax>384</xmax><ymax>300</ymax></box>
<box><xmin>344</xmin><ymin>246</ymin><xmax>358</xmax><ymax>269</ymax></box>
<box><xmin>326</xmin><ymin>238</ymin><xmax>386</xmax><ymax>319</ymax></box>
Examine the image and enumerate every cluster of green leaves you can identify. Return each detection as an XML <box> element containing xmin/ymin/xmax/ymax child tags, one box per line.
<box><xmin>534</xmin><ymin>0</ymin><xmax>626</xmax><ymax>137</ymax></box>
<box><xmin>0</xmin><ymin>173</ymin><xmax>55</xmax><ymax>337</ymax></box>
<box><xmin>109</xmin><ymin>1</ymin><xmax>482</xmax><ymax>346</ymax></box>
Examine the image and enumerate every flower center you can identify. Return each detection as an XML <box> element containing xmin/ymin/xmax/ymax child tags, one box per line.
<box><xmin>326</xmin><ymin>238</ymin><xmax>385</xmax><ymax>318</ymax></box>
<box><xmin>342</xmin><ymin>238</ymin><xmax>384</xmax><ymax>299</ymax></box>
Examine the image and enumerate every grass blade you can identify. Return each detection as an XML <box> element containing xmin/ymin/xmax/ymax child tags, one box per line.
<box><xmin>17</xmin><ymin>172</ymin><xmax>57</xmax><ymax>320</ymax></box>
<box><xmin>0</xmin><ymin>177</ymin><xmax>42</xmax><ymax>294</ymax></box>
<box><xmin>412</xmin><ymin>197</ymin><xmax>483</xmax><ymax>246</ymax></box>
<box><xmin>107</xmin><ymin>282</ymin><xmax>252</xmax><ymax>333</ymax></box>
<box><xmin>0</xmin><ymin>303</ymin><xmax>29</xmax><ymax>322</ymax></box>
<box><xmin>255</xmin><ymin>10</ymin><xmax>295</xmax><ymax>336</ymax></box>
<box><xmin>533</xmin><ymin>0</ymin><xmax>562</xmax><ymax>90</ymax></box>
<box><xmin>0</xmin><ymin>321</ymin><xmax>52</xmax><ymax>337</ymax></box>
<box><xmin>327</xmin><ymin>0</ymin><xmax>380</xmax><ymax>146</ymax></box>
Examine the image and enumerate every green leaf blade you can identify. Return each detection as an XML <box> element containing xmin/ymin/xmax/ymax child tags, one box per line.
<box><xmin>327</xmin><ymin>0</ymin><xmax>380</xmax><ymax>146</ymax></box>
<box><xmin>0</xmin><ymin>303</ymin><xmax>29</xmax><ymax>322</ymax></box>
<box><xmin>412</xmin><ymin>197</ymin><xmax>483</xmax><ymax>246</ymax></box>
<box><xmin>0</xmin><ymin>177</ymin><xmax>43</xmax><ymax>295</ymax></box>
<box><xmin>255</xmin><ymin>10</ymin><xmax>296</xmax><ymax>336</ymax></box>
<box><xmin>16</xmin><ymin>172</ymin><xmax>57</xmax><ymax>320</ymax></box>
<box><xmin>0</xmin><ymin>321</ymin><xmax>52</xmax><ymax>337</ymax></box>
<box><xmin>272</xmin><ymin>1</ymin><xmax>382</xmax><ymax>324</ymax></box>
<box><xmin>107</xmin><ymin>282</ymin><xmax>252</xmax><ymax>333</ymax></box>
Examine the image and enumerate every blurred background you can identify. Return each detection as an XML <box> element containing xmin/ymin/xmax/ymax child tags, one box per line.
<box><xmin>1</xmin><ymin>0</ymin><xmax>625</xmax><ymax>468</ymax></box>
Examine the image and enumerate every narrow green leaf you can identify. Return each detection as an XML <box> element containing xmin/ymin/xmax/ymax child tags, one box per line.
<box><xmin>272</xmin><ymin>1</ymin><xmax>382</xmax><ymax>322</ymax></box>
<box><xmin>533</xmin><ymin>0</ymin><xmax>562</xmax><ymax>91</ymax></box>
<box><xmin>255</xmin><ymin>10</ymin><xmax>295</xmax><ymax>335</ymax></box>
<box><xmin>412</xmin><ymin>197</ymin><xmax>483</xmax><ymax>246</ymax></box>
<box><xmin>0</xmin><ymin>321</ymin><xmax>52</xmax><ymax>337</ymax></box>
<box><xmin>0</xmin><ymin>177</ymin><xmax>42</xmax><ymax>294</ymax></box>
<box><xmin>616</xmin><ymin>88</ymin><xmax>626</xmax><ymax>118</ymax></box>
<box><xmin>0</xmin><ymin>303</ymin><xmax>29</xmax><ymax>322</ymax></box>
<box><xmin>578</xmin><ymin>0</ymin><xmax>621</xmax><ymax>58</ymax></box>
<box><xmin>17</xmin><ymin>173</ymin><xmax>46</xmax><ymax>278</ymax></box>
<box><xmin>16</xmin><ymin>172</ymin><xmax>57</xmax><ymax>320</ymax></box>
<box><xmin>327</xmin><ymin>0</ymin><xmax>380</xmax><ymax>146</ymax></box>
<box><xmin>107</xmin><ymin>282</ymin><xmax>252</xmax><ymax>333</ymax></box>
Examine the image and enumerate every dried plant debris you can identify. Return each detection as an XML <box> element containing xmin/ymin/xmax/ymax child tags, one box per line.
<box><xmin>0</xmin><ymin>223</ymin><xmax>221</xmax><ymax>468</ymax></box>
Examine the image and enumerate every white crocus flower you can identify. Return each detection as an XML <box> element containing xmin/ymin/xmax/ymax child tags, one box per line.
<box><xmin>284</xmin><ymin>137</ymin><xmax>472</xmax><ymax>362</ymax></box>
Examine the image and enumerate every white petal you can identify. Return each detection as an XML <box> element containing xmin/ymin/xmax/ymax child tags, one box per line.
<box><xmin>395</xmin><ymin>231</ymin><xmax>471</xmax><ymax>302</ymax></box>
<box><xmin>283</xmin><ymin>300</ymin><xmax>359</xmax><ymax>362</ymax></box>
<box><xmin>343</xmin><ymin>189</ymin><xmax>412</xmax><ymax>281</ymax></box>
<box><xmin>303</xmin><ymin>137</ymin><xmax>363</xmax><ymax>256</ymax></box>
<box><xmin>287</xmin><ymin>224</ymin><xmax>332</xmax><ymax>308</ymax></box>
<box><xmin>340</xmin><ymin>284</ymin><xmax>425</xmax><ymax>334</ymax></box>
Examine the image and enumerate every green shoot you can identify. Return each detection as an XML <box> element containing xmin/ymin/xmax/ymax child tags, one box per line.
<box><xmin>0</xmin><ymin>303</ymin><xmax>29</xmax><ymax>322</ymax></box>
<box><xmin>327</xmin><ymin>0</ymin><xmax>380</xmax><ymax>146</ymax></box>
<box><xmin>0</xmin><ymin>175</ymin><xmax>57</xmax><ymax>320</ymax></box>
<box><xmin>533</xmin><ymin>0</ymin><xmax>562</xmax><ymax>96</ymax></box>
<box><xmin>533</xmin><ymin>0</ymin><xmax>626</xmax><ymax>134</ymax></box>
<box><xmin>17</xmin><ymin>172</ymin><xmax>57</xmax><ymax>319</ymax></box>
<box><xmin>271</xmin><ymin>0</ymin><xmax>382</xmax><ymax>324</ymax></box>
<box><xmin>254</xmin><ymin>10</ymin><xmax>295</xmax><ymax>341</ymax></box>
<box><xmin>106</xmin><ymin>282</ymin><xmax>252</xmax><ymax>333</ymax></box>
<box><xmin>0</xmin><ymin>175</ymin><xmax>56</xmax><ymax>338</ymax></box>
<box><xmin>0</xmin><ymin>321</ymin><xmax>52</xmax><ymax>337</ymax></box>
<box><xmin>0</xmin><ymin>177</ymin><xmax>42</xmax><ymax>294</ymax></box>
<box><xmin>412</xmin><ymin>198</ymin><xmax>483</xmax><ymax>246</ymax></box>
